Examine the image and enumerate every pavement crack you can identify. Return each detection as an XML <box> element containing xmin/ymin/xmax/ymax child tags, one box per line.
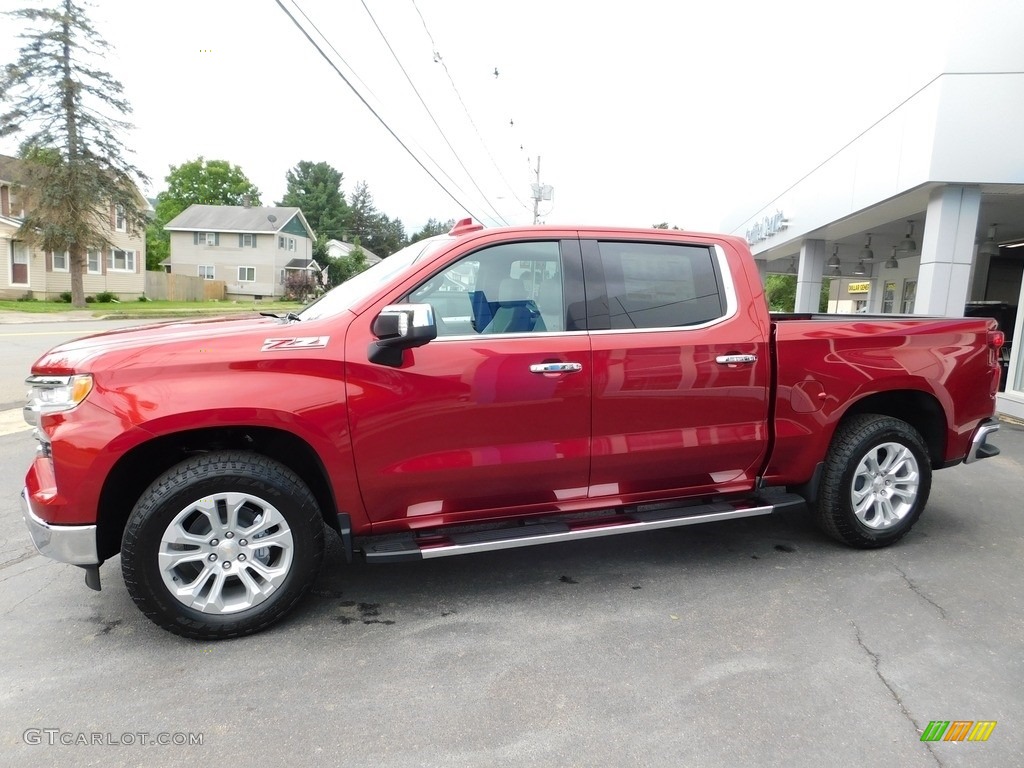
<box><xmin>2</xmin><ymin>567</ymin><xmax>64</xmax><ymax>617</ymax></box>
<box><xmin>852</xmin><ymin>622</ymin><xmax>943</xmax><ymax>767</ymax></box>
<box><xmin>0</xmin><ymin>550</ymin><xmax>39</xmax><ymax>571</ymax></box>
<box><xmin>894</xmin><ymin>565</ymin><xmax>948</xmax><ymax>620</ymax></box>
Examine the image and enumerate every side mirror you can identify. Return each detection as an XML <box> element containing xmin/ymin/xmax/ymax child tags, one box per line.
<box><xmin>368</xmin><ymin>303</ymin><xmax>437</xmax><ymax>366</ymax></box>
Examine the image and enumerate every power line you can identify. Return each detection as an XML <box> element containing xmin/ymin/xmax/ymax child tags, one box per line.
<box><xmin>360</xmin><ymin>0</ymin><xmax>509</xmax><ymax>226</ymax></box>
<box><xmin>274</xmin><ymin>0</ymin><xmax>492</xmax><ymax>225</ymax></box>
<box><xmin>409</xmin><ymin>0</ymin><xmax>533</xmax><ymax>213</ymax></box>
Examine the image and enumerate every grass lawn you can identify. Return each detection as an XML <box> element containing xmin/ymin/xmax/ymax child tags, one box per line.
<box><xmin>0</xmin><ymin>299</ymin><xmax>305</xmax><ymax>315</ymax></box>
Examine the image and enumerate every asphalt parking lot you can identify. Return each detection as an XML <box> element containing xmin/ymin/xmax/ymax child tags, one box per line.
<box><xmin>1</xmin><ymin>319</ymin><xmax>1022</xmax><ymax>767</ymax></box>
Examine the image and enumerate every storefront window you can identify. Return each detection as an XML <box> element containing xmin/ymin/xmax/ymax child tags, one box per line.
<box><xmin>901</xmin><ymin>280</ymin><xmax>917</xmax><ymax>313</ymax></box>
<box><xmin>881</xmin><ymin>281</ymin><xmax>897</xmax><ymax>313</ymax></box>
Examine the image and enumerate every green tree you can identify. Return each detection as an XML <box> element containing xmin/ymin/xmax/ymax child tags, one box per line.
<box><xmin>652</xmin><ymin>222</ymin><xmax>682</xmax><ymax>230</ymax></box>
<box><xmin>147</xmin><ymin>157</ymin><xmax>261</xmax><ymax>269</ymax></box>
<box><xmin>346</xmin><ymin>180</ymin><xmax>407</xmax><ymax>257</ymax></box>
<box><xmin>327</xmin><ymin>237</ymin><xmax>370</xmax><ymax>286</ymax></box>
<box><xmin>279</xmin><ymin>160</ymin><xmax>348</xmax><ymax>238</ymax></box>
<box><xmin>765</xmin><ymin>274</ymin><xmax>797</xmax><ymax>312</ymax></box>
<box><xmin>372</xmin><ymin>215</ymin><xmax>407</xmax><ymax>257</ymax></box>
<box><xmin>764</xmin><ymin>274</ymin><xmax>832</xmax><ymax>313</ymax></box>
<box><xmin>410</xmin><ymin>218</ymin><xmax>455</xmax><ymax>243</ymax></box>
<box><xmin>0</xmin><ymin>0</ymin><xmax>148</xmax><ymax>307</ymax></box>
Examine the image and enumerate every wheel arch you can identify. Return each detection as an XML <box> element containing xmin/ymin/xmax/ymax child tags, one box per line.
<box><xmin>838</xmin><ymin>389</ymin><xmax>946</xmax><ymax>468</ymax></box>
<box><xmin>97</xmin><ymin>427</ymin><xmax>341</xmax><ymax>562</ymax></box>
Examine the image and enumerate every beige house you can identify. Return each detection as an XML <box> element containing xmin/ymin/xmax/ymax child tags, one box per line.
<box><xmin>0</xmin><ymin>154</ymin><xmax>147</xmax><ymax>300</ymax></box>
<box><xmin>165</xmin><ymin>205</ymin><xmax>319</xmax><ymax>300</ymax></box>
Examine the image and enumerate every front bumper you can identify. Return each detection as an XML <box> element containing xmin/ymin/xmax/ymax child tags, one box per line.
<box><xmin>963</xmin><ymin>418</ymin><xmax>1000</xmax><ymax>465</ymax></box>
<box><xmin>21</xmin><ymin>487</ymin><xmax>99</xmax><ymax>566</ymax></box>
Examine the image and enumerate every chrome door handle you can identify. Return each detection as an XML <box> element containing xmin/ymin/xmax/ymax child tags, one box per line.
<box><xmin>715</xmin><ymin>354</ymin><xmax>758</xmax><ymax>365</ymax></box>
<box><xmin>530</xmin><ymin>362</ymin><xmax>583</xmax><ymax>374</ymax></box>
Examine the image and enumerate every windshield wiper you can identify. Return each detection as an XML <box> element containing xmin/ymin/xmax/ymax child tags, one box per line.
<box><xmin>260</xmin><ymin>311</ymin><xmax>302</xmax><ymax>322</ymax></box>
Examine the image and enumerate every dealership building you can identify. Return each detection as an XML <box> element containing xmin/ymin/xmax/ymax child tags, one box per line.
<box><xmin>725</xmin><ymin>17</ymin><xmax>1024</xmax><ymax>420</ymax></box>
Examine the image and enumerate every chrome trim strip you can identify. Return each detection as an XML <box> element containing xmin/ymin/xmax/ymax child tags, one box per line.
<box><xmin>21</xmin><ymin>488</ymin><xmax>99</xmax><ymax>566</ymax></box>
<box><xmin>431</xmin><ymin>330</ymin><xmax>589</xmax><ymax>342</ymax></box>
<box><xmin>964</xmin><ymin>420</ymin><xmax>1000</xmax><ymax>464</ymax></box>
<box><xmin>418</xmin><ymin>504</ymin><xmax>772</xmax><ymax>559</ymax></box>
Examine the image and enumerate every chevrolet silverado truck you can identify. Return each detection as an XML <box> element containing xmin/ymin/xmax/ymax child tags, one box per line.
<box><xmin>22</xmin><ymin>220</ymin><xmax>1003</xmax><ymax>639</ymax></box>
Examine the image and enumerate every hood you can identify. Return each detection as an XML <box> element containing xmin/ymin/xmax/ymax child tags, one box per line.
<box><xmin>31</xmin><ymin>314</ymin><xmax>326</xmax><ymax>374</ymax></box>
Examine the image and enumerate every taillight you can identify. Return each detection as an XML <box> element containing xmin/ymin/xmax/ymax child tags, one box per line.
<box><xmin>987</xmin><ymin>330</ymin><xmax>1005</xmax><ymax>392</ymax></box>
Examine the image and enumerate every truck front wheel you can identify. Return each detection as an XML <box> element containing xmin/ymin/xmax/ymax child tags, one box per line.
<box><xmin>121</xmin><ymin>451</ymin><xmax>324</xmax><ymax>639</ymax></box>
<box><xmin>815</xmin><ymin>414</ymin><xmax>932</xmax><ymax>548</ymax></box>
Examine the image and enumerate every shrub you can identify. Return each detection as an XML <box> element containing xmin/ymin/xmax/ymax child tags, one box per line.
<box><xmin>95</xmin><ymin>291</ymin><xmax>119</xmax><ymax>303</ymax></box>
<box><xmin>85</xmin><ymin>295</ymin><xmax>96</xmax><ymax>304</ymax></box>
<box><xmin>17</xmin><ymin>291</ymin><xmax>36</xmax><ymax>302</ymax></box>
<box><xmin>137</xmin><ymin>295</ymin><xmax>150</xmax><ymax>302</ymax></box>
<box><xmin>59</xmin><ymin>291</ymin><xmax>73</xmax><ymax>303</ymax></box>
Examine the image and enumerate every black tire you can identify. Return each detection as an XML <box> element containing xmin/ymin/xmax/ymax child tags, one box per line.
<box><xmin>122</xmin><ymin>451</ymin><xmax>324</xmax><ymax>640</ymax></box>
<box><xmin>815</xmin><ymin>414</ymin><xmax>932</xmax><ymax>548</ymax></box>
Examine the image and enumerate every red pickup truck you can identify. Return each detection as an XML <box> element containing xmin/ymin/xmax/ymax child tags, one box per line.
<box><xmin>22</xmin><ymin>221</ymin><xmax>1003</xmax><ymax>639</ymax></box>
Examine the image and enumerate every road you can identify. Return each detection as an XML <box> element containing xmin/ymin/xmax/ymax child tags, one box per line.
<box><xmin>1</xmin><ymin>317</ymin><xmax>1022</xmax><ymax>767</ymax></box>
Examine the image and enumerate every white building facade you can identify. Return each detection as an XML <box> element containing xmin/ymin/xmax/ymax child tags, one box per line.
<box><xmin>725</xmin><ymin>25</ymin><xmax>1024</xmax><ymax>420</ymax></box>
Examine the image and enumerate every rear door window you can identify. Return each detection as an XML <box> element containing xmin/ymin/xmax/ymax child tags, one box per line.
<box><xmin>595</xmin><ymin>241</ymin><xmax>725</xmax><ymax>329</ymax></box>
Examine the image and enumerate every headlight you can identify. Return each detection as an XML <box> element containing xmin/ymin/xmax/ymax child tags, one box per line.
<box><xmin>24</xmin><ymin>374</ymin><xmax>94</xmax><ymax>426</ymax></box>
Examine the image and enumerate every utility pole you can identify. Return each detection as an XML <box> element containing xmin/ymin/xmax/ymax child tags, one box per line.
<box><xmin>530</xmin><ymin>156</ymin><xmax>553</xmax><ymax>224</ymax></box>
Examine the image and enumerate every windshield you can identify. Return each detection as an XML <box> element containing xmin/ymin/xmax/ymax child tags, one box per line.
<box><xmin>298</xmin><ymin>236</ymin><xmax>455</xmax><ymax>321</ymax></box>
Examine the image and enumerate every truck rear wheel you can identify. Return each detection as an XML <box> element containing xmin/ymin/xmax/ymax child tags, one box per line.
<box><xmin>121</xmin><ymin>451</ymin><xmax>324</xmax><ymax>639</ymax></box>
<box><xmin>815</xmin><ymin>414</ymin><xmax>931</xmax><ymax>548</ymax></box>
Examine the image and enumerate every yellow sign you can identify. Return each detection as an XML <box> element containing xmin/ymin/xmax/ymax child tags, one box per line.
<box><xmin>848</xmin><ymin>282</ymin><xmax>871</xmax><ymax>294</ymax></box>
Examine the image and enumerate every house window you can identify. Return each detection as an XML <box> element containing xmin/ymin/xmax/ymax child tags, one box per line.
<box><xmin>115</xmin><ymin>204</ymin><xmax>126</xmax><ymax>232</ymax></box>
<box><xmin>238</xmin><ymin>266</ymin><xmax>255</xmax><ymax>282</ymax></box>
<box><xmin>242</xmin><ymin>233</ymin><xmax>255</xmax><ymax>247</ymax></box>
<box><xmin>196</xmin><ymin>232</ymin><xmax>218</xmax><ymax>246</ymax></box>
<box><xmin>87</xmin><ymin>250</ymin><xmax>102</xmax><ymax>274</ymax></box>
<box><xmin>198</xmin><ymin>265</ymin><xmax>215</xmax><ymax>280</ymax></box>
<box><xmin>278</xmin><ymin>236</ymin><xmax>296</xmax><ymax>251</ymax></box>
<box><xmin>52</xmin><ymin>250</ymin><xmax>69</xmax><ymax>272</ymax></box>
<box><xmin>108</xmin><ymin>249</ymin><xmax>136</xmax><ymax>272</ymax></box>
<box><xmin>11</xmin><ymin>241</ymin><xmax>29</xmax><ymax>285</ymax></box>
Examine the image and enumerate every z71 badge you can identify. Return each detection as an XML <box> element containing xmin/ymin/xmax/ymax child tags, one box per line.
<box><xmin>261</xmin><ymin>336</ymin><xmax>330</xmax><ymax>352</ymax></box>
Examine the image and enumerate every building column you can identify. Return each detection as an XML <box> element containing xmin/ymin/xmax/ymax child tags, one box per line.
<box><xmin>795</xmin><ymin>239</ymin><xmax>826</xmax><ymax>313</ymax></box>
<box><xmin>915</xmin><ymin>186</ymin><xmax>981</xmax><ymax>316</ymax></box>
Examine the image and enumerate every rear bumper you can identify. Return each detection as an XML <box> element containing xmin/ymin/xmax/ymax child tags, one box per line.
<box><xmin>21</xmin><ymin>487</ymin><xmax>99</xmax><ymax>566</ymax></box>
<box><xmin>963</xmin><ymin>419</ymin><xmax>1000</xmax><ymax>465</ymax></box>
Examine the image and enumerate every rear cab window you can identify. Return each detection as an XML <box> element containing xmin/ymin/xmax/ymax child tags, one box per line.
<box><xmin>584</xmin><ymin>239</ymin><xmax>731</xmax><ymax>330</ymax></box>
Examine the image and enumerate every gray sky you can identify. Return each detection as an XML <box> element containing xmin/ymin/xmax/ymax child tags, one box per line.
<box><xmin>0</xmin><ymin>0</ymin><xmax>1003</xmax><ymax>234</ymax></box>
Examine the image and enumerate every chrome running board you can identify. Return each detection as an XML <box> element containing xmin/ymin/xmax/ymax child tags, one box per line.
<box><xmin>362</xmin><ymin>493</ymin><xmax>805</xmax><ymax>563</ymax></box>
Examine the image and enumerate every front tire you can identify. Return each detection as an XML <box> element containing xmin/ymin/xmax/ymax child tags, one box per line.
<box><xmin>815</xmin><ymin>414</ymin><xmax>932</xmax><ymax>548</ymax></box>
<box><xmin>122</xmin><ymin>451</ymin><xmax>324</xmax><ymax>639</ymax></box>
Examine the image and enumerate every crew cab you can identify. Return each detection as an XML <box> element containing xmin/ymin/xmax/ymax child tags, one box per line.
<box><xmin>21</xmin><ymin>221</ymin><xmax>1003</xmax><ymax>639</ymax></box>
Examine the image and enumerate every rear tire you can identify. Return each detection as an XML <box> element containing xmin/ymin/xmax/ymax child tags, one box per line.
<box><xmin>815</xmin><ymin>414</ymin><xmax>931</xmax><ymax>548</ymax></box>
<box><xmin>121</xmin><ymin>451</ymin><xmax>324</xmax><ymax>639</ymax></box>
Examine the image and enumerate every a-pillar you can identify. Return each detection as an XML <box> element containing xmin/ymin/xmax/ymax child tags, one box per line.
<box><xmin>915</xmin><ymin>186</ymin><xmax>981</xmax><ymax>316</ymax></box>
<box><xmin>795</xmin><ymin>239</ymin><xmax>826</xmax><ymax>313</ymax></box>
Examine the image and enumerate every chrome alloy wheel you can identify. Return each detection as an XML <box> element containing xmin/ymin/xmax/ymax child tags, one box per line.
<box><xmin>850</xmin><ymin>441</ymin><xmax>921</xmax><ymax>530</ymax></box>
<box><xmin>158</xmin><ymin>492</ymin><xmax>295</xmax><ymax>614</ymax></box>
